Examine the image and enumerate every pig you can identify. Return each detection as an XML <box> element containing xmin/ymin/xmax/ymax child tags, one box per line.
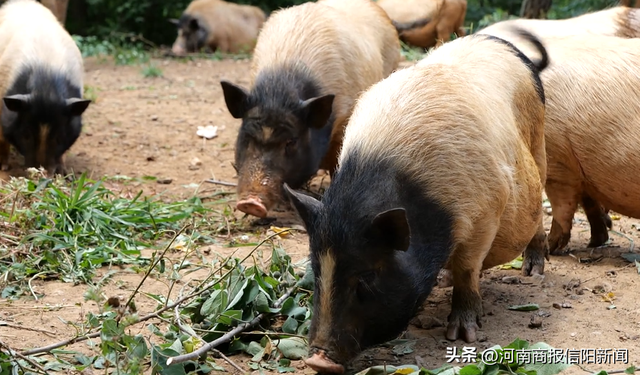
<box><xmin>478</xmin><ymin>6</ymin><xmax>640</xmax><ymax>39</ymax></box>
<box><xmin>0</xmin><ymin>0</ymin><xmax>91</xmax><ymax>175</ymax></box>
<box><xmin>170</xmin><ymin>0</ymin><xmax>266</xmax><ymax>55</ymax></box>
<box><xmin>40</xmin><ymin>0</ymin><xmax>69</xmax><ymax>25</ymax></box>
<box><xmin>283</xmin><ymin>29</ymin><xmax>550</xmax><ymax>373</ymax></box>
<box><xmin>377</xmin><ymin>0</ymin><xmax>468</xmax><ymax>49</ymax></box>
<box><xmin>474</xmin><ymin>31</ymin><xmax>640</xmax><ymax>254</ymax></box>
<box><xmin>219</xmin><ymin>0</ymin><xmax>401</xmax><ymax>218</ymax></box>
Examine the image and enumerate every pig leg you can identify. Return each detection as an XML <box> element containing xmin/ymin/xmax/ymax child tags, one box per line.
<box><xmin>446</xmin><ymin>222</ymin><xmax>498</xmax><ymax>343</ymax></box>
<box><xmin>546</xmin><ymin>187</ymin><xmax>579</xmax><ymax>255</ymax></box>
<box><xmin>0</xmin><ymin>138</ymin><xmax>9</xmax><ymax>171</ymax></box>
<box><xmin>522</xmin><ymin>217</ymin><xmax>548</xmax><ymax>276</ymax></box>
<box><xmin>602</xmin><ymin>207</ymin><xmax>613</xmax><ymax>230</ymax></box>
<box><xmin>581</xmin><ymin>194</ymin><xmax>610</xmax><ymax>248</ymax></box>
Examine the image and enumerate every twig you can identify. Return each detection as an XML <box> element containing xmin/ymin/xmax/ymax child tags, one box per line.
<box><xmin>0</xmin><ymin>321</ymin><xmax>56</xmax><ymax>336</ymax></box>
<box><xmin>609</xmin><ymin>230</ymin><xmax>635</xmax><ymax>252</ymax></box>
<box><xmin>580</xmin><ymin>263</ymin><xmax>634</xmax><ymax>284</ymax></box>
<box><xmin>166</xmin><ymin>285</ymin><xmax>297</xmax><ymax>366</ymax></box>
<box><xmin>119</xmin><ymin>225</ymin><xmax>188</xmax><ymax>322</ymax></box>
<box><xmin>0</xmin><ymin>339</ymin><xmax>48</xmax><ymax>374</ymax></box>
<box><xmin>27</xmin><ymin>271</ymin><xmax>51</xmax><ymax>301</ymax></box>
<box><xmin>204</xmin><ymin>179</ymin><xmax>237</xmax><ymax>187</ymax></box>
<box><xmin>19</xmin><ymin>230</ymin><xmax>296</xmax><ymax>356</ymax></box>
<box><xmin>172</xmin><ymin>288</ymin><xmax>245</xmax><ymax>374</ymax></box>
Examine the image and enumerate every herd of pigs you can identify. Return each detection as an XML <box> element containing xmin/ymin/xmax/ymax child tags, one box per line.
<box><xmin>1</xmin><ymin>0</ymin><xmax>640</xmax><ymax>373</ymax></box>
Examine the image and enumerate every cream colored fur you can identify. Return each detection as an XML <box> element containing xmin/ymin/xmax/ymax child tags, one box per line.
<box><xmin>0</xmin><ymin>0</ymin><xmax>83</xmax><ymax>92</ymax></box>
<box><xmin>251</xmin><ymin>0</ymin><xmax>401</xmax><ymax>173</ymax></box>
<box><xmin>476</xmin><ymin>33</ymin><xmax>640</xmax><ymax>252</ymax></box>
<box><xmin>479</xmin><ymin>6</ymin><xmax>640</xmax><ymax>41</ymax></box>
<box><xmin>340</xmin><ymin>34</ymin><xmax>546</xmax><ymax>270</ymax></box>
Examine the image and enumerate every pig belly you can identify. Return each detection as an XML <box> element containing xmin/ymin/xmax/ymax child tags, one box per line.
<box><xmin>580</xmin><ymin>162</ymin><xmax>640</xmax><ymax>219</ymax></box>
<box><xmin>482</xmin><ymin>158</ymin><xmax>543</xmax><ymax>269</ymax></box>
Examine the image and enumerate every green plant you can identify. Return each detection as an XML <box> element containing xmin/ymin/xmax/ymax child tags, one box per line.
<box><xmin>141</xmin><ymin>64</ymin><xmax>163</xmax><ymax>78</ymax></box>
<box><xmin>0</xmin><ymin>172</ymin><xmax>219</xmax><ymax>291</ymax></box>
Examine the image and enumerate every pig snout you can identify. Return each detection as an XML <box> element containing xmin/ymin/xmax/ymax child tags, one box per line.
<box><xmin>171</xmin><ymin>41</ymin><xmax>186</xmax><ymax>56</ymax></box>
<box><xmin>236</xmin><ymin>195</ymin><xmax>268</xmax><ymax>218</ymax></box>
<box><xmin>305</xmin><ymin>350</ymin><xmax>345</xmax><ymax>374</ymax></box>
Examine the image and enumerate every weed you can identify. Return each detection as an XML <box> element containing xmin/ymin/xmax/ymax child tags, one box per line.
<box><xmin>141</xmin><ymin>64</ymin><xmax>163</xmax><ymax>78</ymax></box>
<box><xmin>83</xmin><ymin>85</ymin><xmax>100</xmax><ymax>103</ymax></box>
<box><xmin>0</xmin><ymin>172</ymin><xmax>220</xmax><ymax>291</ymax></box>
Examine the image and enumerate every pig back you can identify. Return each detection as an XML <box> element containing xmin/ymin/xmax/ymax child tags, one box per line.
<box><xmin>0</xmin><ymin>0</ymin><xmax>83</xmax><ymax>95</ymax></box>
<box><xmin>251</xmin><ymin>0</ymin><xmax>400</xmax><ymax>122</ymax></box>
<box><xmin>540</xmin><ymin>35</ymin><xmax>640</xmax><ymax>216</ymax></box>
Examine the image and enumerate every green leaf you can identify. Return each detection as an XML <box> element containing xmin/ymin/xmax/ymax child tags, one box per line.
<box><xmin>217</xmin><ymin>310</ymin><xmax>243</xmax><ymax>326</ymax></box>
<box><xmin>354</xmin><ymin>365</ymin><xmax>421</xmax><ymax>375</ymax></box>
<box><xmin>459</xmin><ymin>365</ymin><xmax>482</xmax><ymax>375</ymax></box>
<box><xmin>392</xmin><ymin>340</ymin><xmax>416</xmax><ymax>355</ymax></box>
<box><xmin>273</xmin><ymin>337</ymin><xmax>308</xmax><ymax>360</ymax></box>
<box><xmin>200</xmin><ymin>289</ymin><xmax>228</xmax><ymax>317</ymax></box>
<box><xmin>245</xmin><ymin>341</ymin><xmax>264</xmax><ymax>357</ymax></box>
<box><xmin>625</xmin><ymin>366</ymin><xmax>637</xmax><ymax>374</ymax></box>
<box><xmin>254</xmin><ymin>292</ymin><xmax>280</xmax><ymax>313</ymax></box>
<box><xmin>507</xmin><ymin>304</ymin><xmax>539</xmax><ymax>311</ymax></box>
<box><xmin>282</xmin><ymin>316</ymin><xmax>299</xmax><ymax>334</ymax></box>
<box><xmin>296</xmin><ymin>263</ymin><xmax>314</xmax><ymax>290</ymax></box>
<box><xmin>524</xmin><ymin>342</ymin><xmax>572</xmax><ymax>375</ymax></box>
<box><xmin>505</xmin><ymin>339</ymin><xmax>530</xmax><ymax>350</ymax></box>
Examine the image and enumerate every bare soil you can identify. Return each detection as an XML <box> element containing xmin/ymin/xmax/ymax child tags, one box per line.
<box><xmin>0</xmin><ymin>56</ymin><xmax>639</xmax><ymax>375</ymax></box>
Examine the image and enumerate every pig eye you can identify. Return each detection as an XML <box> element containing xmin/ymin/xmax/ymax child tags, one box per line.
<box><xmin>285</xmin><ymin>138</ymin><xmax>297</xmax><ymax>155</ymax></box>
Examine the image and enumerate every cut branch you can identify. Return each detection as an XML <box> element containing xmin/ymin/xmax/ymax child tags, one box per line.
<box><xmin>165</xmin><ymin>285</ymin><xmax>297</xmax><ymax>366</ymax></box>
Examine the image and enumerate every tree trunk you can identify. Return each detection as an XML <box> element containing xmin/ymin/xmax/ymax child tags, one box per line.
<box><xmin>40</xmin><ymin>0</ymin><xmax>69</xmax><ymax>26</ymax></box>
<box><xmin>519</xmin><ymin>0</ymin><xmax>552</xmax><ymax>19</ymax></box>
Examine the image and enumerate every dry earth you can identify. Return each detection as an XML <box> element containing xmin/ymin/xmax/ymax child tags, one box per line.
<box><xmin>0</xmin><ymin>56</ymin><xmax>639</xmax><ymax>374</ymax></box>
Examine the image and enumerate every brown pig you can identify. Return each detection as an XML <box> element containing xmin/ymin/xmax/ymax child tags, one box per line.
<box><xmin>377</xmin><ymin>0</ymin><xmax>468</xmax><ymax>49</ymax></box>
<box><xmin>475</xmin><ymin>30</ymin><xmax>640</xmax><ymax>254</ymax></box>
<box><xmin>170</xmin><ymin>0</ymin><xmax>266</xmax><ymax>55</ymax></box>
<box><xmin>284</xmin><ymin>29</ymin><xmax>550</xmax><ymax>373</ymax></box>
<box><xmin>220</xmin><ymin>0</ymin><xmax>401</xmax><ymax>218</ymax></box>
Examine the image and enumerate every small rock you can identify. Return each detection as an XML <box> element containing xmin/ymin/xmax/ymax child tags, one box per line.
<box><xmin>146</xmin><ymin>156</ymin><xmax>156</xmax><ymax>162</ymax></box>
<box><xmin>592</xmin><ymin>283</ymin><xmax>612</xmax><ymax>294</ymax></box>
<box><xmin>189</xmin><ymin>157</ymin><xmax>202</xmax><ymax>170</ymax></box>
<box><xmin>529</xmin><ymin>314</ymin><xmax>543</xmax><ymax>329</ymax></box>
<box><xmin>570</xmin><ymin>332</ymin><xmax>577</xmax><ymax>337</ymax></box>
<box><xmin>157</xmin><ymin>178</ymin><xmax>172</xmax><ymax>185</ymax></box>
<box><xmin>151</xmin><ymin>115</ymin><xmax>159</xmax><ymax>121</ymax></box>
<box><xmin>553</xmin><ymin>303</ymin><xmax>561</xmax><ymax>309</ymax></box>
<box><xmin>502</xmin><ymin>276</ymin><xmax>520</xmax><ymax>284</ymax></box>
<box><xmin>416</xmin><ymin>315</ymin><xmax>444</xmax><ymax>329</ymax></box>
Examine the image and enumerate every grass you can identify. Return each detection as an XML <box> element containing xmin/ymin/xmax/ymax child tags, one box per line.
<box><xmin>141</xmin><ymin>64</ymin><xmax>163</xmax><ymax>78</ymax></box>
<box><xmin>0</xmin><ymin>171</ymin><xmax>225</xmax><ymax>292</ymax></box>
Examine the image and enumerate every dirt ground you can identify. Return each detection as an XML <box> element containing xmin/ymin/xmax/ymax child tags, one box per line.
<box><xmin>1</xmin><ymin>56</ymin><xmax>639</xmax><ymax>374</ymax></box>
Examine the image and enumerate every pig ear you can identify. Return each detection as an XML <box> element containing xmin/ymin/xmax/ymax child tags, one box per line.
<box><xmin>3</xmin><ymin>94</ymin><xmax>31</xmax><ymax>112</ymax></box>
<box><xmin>369</xmin><ymin>208</ymin><xmax>411</xmax><ymax>252</ymax></box>
<box><xmin>299</xmin><ymin>94</ymin><xmax>335</xmax><ymax>129</ymax></box>
<box><xmin>66</xmin><ymin>98</ymin><xmax>92</xmax><ymax>116</ymax></box>
<box><xmin>283</xmin><ymin>183</ymin><xmax>323</xmax><ymax>229</ymax></box>
<box><xmin>220</xmin><ymin>80</ymin><xmax>251</xmax><ymax>118</ymax></box>
<box><xmin>168</xmin><ymin>18</ymin><xmax>180</xmax><ymax>26</ymax></box>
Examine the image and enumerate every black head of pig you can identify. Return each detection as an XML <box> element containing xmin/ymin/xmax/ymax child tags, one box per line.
<box><xmin>1</xmin><ymin>94</ymin><xmax>90</xmax><ymax>175</ymax></box>
<box><xmin>283</xmin><ymin>183</ymin><xmax>425</xmax><ymax>374</ymax></box>
<box><xmin>220</xmin><ymin>71</ymin><xmax>334</xmax><ymax>218</ymax></box>
<box><xmin>170</xmin><ymin>15</ymin><xmax>209</xmax><ymax>55</ymax></box>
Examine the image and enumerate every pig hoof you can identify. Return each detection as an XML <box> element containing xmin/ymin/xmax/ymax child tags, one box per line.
<box><xmin>522</xmin><ymin>235</ymin><xmax>547</xmax><ymax>276</ymax></box>
<box><xmin>236</xmin><ymin>197</ymin><xmax>268</xmax><ymax>218</ymax></box>
<box><xmin>548</xmin><ymin>232</ymin><xmax>570</xmax><ymax>256</ymax></box>
<box><xmin>587</xmin><ymin>231</ymin><xmax>609</xmax><ymax>248</ymax></box>
<box><xmin>305</xmin><ymin>351</ymin><xmax>345</xmax><ymax>374</ymax></box>
<box><xmin>446</xmin><ymin>314</ymin><xmax>480</xmax><ymax>343</ymax></box>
